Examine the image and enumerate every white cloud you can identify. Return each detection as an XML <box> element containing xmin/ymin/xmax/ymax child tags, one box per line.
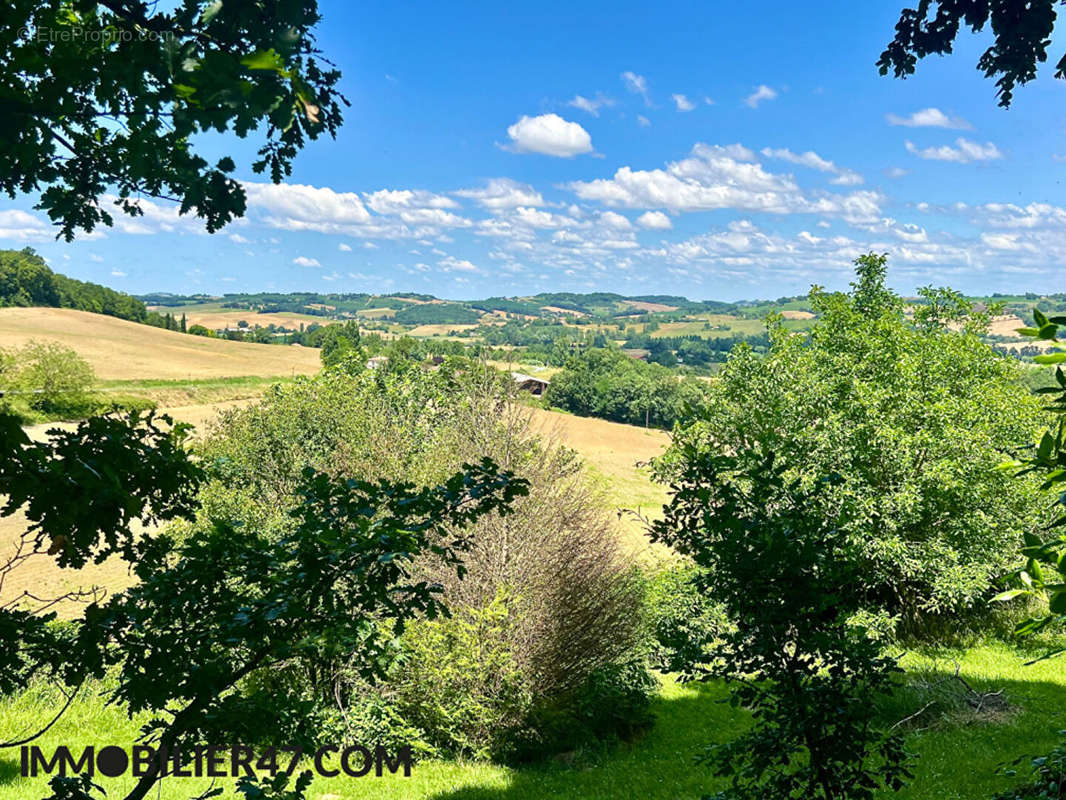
<box><xmin>568</xmin><ymin>93</ymin><xmax>613</xmax><ymax>116</ymax></box>
<box><xmin>621</xmin><ymin>71</ymin><xmax>651</xmax><ymax>105</ymax></box>
<box><xmin>513</xmin><ymin>206</ymin><xmax>575</xmax><ymax>229</ymax></box>
<box><xmin>363</xmin><ymin>189</ymin><xmax>459</xmax><ymax>214</ymax></box>
<box><xmin>760</xmin><ymin>147</ymin><xmax>864</xmax><ymax>185</ymax></box>
<box><xmin>110</xmin><ymin>269</ymin><xmax>126</xmax><ymax>277</ymax></box>
<box><xmin>0</xmin><ymin>209</ymin><xmax>51</xmax><ymax>241</ymax></box>
<box><xmin>637</xmin><ymin>115</ymin><xmax>651</xmax><ymax>128</ymax></box>
<box><xmin>505</xmin><ymin>113</ymin><xmax>593</xmax><ymax>157</ymax></box>
<box><xmin>672</xmin><ymin>94</ymin><xmax>696</xmax><ymax>112</ymax></box>
<box><xmin>885</xmin><ymin>167</ymin><xmax>909</xmax><ymax>179</ymax></box>
<box><xmin>905</xmin><ymin>138</ymin><xmax>1002</xmax><ymax>163</ymax></box>
<box><xmin>245</xmin><ymin>182</ymin><xmax>372</xmax><ymax>229</ymax></box>
<box><xmin>744</xmin><ymin>85</ymin><xmax>777</xmax><ymax>108</ymax></box>
<box><xmin>439</xmin><ymin>256</ymin><xmax>480</xmax><ymax>273</ymax></box>
<box><xmin>292</xmin><ymin>256</ymin><xmax>322</xmax><ymax>267</ymax></box>
<box><xmin>599</xmin><ymin>211</ymin><xmax>633</xmax><ymax>229</ymax></box>
<box><xmin>455</xmin><ymin>178</ymin><xmax>544</xmax><ymax>209</ymax></box>
<box><xmin>886</xmin><ymin>108</ymin><xmax>971</xmax><ymax>129</ymax></box>
<box><xmin>243</xmin><ymin>181</ymin><xmax>471</xmax><ymax>240</ymax></box>
<box><xmin>568</xmin><ymin>142</ymin><xmax>881</xmax><ymax>224</ymax></box>
<box><xmin>338</xmin><ymin>243</ymin><xmax>352</xmax><ymax>251</ymax></box>
<box><xmin>636</xmin><ymin>211</ymin><xmax>673</xmax><ymax>230</ymax></box>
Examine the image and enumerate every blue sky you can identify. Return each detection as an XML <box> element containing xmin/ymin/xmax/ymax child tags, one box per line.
<box><xmin>6</xmin><ymin>1</ymin><xmax>1066</xmax><ymax>300</ymax></box>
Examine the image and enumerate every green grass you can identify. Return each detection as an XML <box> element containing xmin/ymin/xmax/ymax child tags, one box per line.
<box><xmin>3</xmin><ymin>642</ymin><xmax>1066</xmax><ymax>800</ymax></box>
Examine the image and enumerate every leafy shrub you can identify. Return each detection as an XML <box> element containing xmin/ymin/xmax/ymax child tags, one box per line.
<box><xmin>644</xmin><ymin>562</ymin><xmax>730</xmax><ymax>674</ymax></box>
<box><xmin>652</xmin><ymin>447</ymin><xmax>912</xmax><ymax>800</ymax></box>
<box><xmin>196</xmin><ymin>362</ymin><xmax>649</xmax><ymax>760</ymax></box>
<box><xmin>8</xmin><ymin>340</ymin><xmax>95</xmax><ymax>413</ymax></box>
<box><xmin>361</xmin><ymin>592</ymin><xmax>532</xmax><ymax>761</ymax></box>
<box><xmin>993</xmin><ymin>735</ymin><xmax>1066</xmax><ymax>799</ymax></box>
<box><xmin>512</xmin><ymin>658</ymin><xmax>657</xmax><ymax>762</ymax></box>
<box><xmin>546</xmin><ymin>347</ymin><xmax>708</xmax><ymax>428</ymax></box>
<box><xmin>656</xmin><ymin>254</ymin><xmax>1049</xmax><ymax>629</ymax></box>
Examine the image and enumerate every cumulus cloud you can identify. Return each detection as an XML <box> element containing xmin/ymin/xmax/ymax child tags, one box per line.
<box><xmin>636</xmin><ymin>211</ymin><xmax>673</xmax><ymax>230</ymax></box>
<box><xmin>243</xmin><ymin>181</ymin><xmax>471</xmax><ymax>239</ymax></box>
<box><xmin>228</xmin><ymin>233</ymin><xmax>250</xmax><ymax>244</ymax></box>
<box><xmin>246</xmin><ymin>182</ymin><xmax>372</xmax><ymax>230</ymax></box>
<box><xmin>292</xmin><ymin>256</ymin><xmax>322</xmax><ymax>267</ymax></box>
<box><xmin>0</xmin><ymin>209</ymin><xmax>52</xmax><ymax>241</ymax></box>
<box><xmin>363</xmin><ymin>189</ymin><xmax>459</xmax><ymax>214</ymax></box>
<box><xmin>621</xmin><ymin>71</ymin><xmax>651</xmax><ymax>105</ymax></box>
<box><xmin>338</xmin><ymin>243</ymin><xmax>352</xmax><ymax>251</ymax></box>
<box><xmin>886</xmin><ymin>108</ymin><xmax>972</xmax><ymax>129</ymax></box>
<box><xmin>439</xmin><ymin>256</ymin><xmax>480</xmax><ymax>273</ymax></box>
<box><xmin>505</xmin><ymin>113</ymin><xmax>594</xmax><ymax>157</ymax></box>
<box><xmin>455</xmin><ymin>178</ymin><xmax>544</xmax><ymax>209</ymax></box>
<box><xmin>744</xmin><ymin>85</ymin><xmax>777</xmax><ymax>108</ymax></box>
<box><xmin>905</xmin><ymin>138</ymin><xmax>1002</xmax><ymax>163</ymax></box>
<box><xmin>760</xmin><ymin>147</ymin><xmax>864</xmax><ymax>186</ymax></box>
<box><xmin>567</xmin><ymin>142</ymin><xmax>882</xmax><ymax>224</ymax></box>
<box><xmin>568</xmin><ymin>93</ymin><xmax>613</xmax><ymax>116</ymax></box>
<box><xmin>637</xmin><ymin>115</ymin><xmax>651</xmax><ymax>127</ymax></box>
<box><xmin>672</xmin><ymin>93</ymin><xmax>696</xmax><ymax>112</ymax></box>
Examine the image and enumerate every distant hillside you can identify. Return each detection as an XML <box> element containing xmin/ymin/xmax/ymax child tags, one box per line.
<box><xmin>0</xmin><ymin>247</ymin><xmax>148</xmax><ymax>322</ymax></box>
<box><xmin>0</xmin><ymin>307</ymin><xmax>320</xmax><ymax>380</ymax></box>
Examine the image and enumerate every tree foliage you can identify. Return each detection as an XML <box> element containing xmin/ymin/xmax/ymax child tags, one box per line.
<box><xmin>196</xmin><ymin>361</ymin><xmax>649</xmax><ymax>761</ymax></box>
<box><xmin>0</xmin><ymin>410</ymin><xmax>526</xmax><ymax>800</ymax></box>
<box><xmin>0</xmin><ymin>248</ymin><xmax>147</xmax><ymax>321</ymax></box>
<box><xmin>657</xmin><ymin>254</ymin><xmax>1048</xmax><ymax>628</ymax></box>
<box><xmin>880</xmin><ymin>0</ymin><xmax>1066</xmax><ymax>107</ymax></box>
<box><xmin>546</xmin><ymin>348</ymin><xmax>708</xmax><ymax>429</ymax></box>
<box><xmin>2</xmin><ymin>0</ymin><xmax>345</xmax><ymax>239</ymax></box>
<box><xmin>651</xmin><ymin>446</ymin><xmax>911</xmax><ymax>800</ymax></box>
<box><xmin>3</xmin><ymin>340</ymin><xmax>96</xmax><ymax>412</ymax></box>
<box><xmin>995</xmin><ymin>309</ymin><xmax>1066</xmax><ymax>651</ymax></box>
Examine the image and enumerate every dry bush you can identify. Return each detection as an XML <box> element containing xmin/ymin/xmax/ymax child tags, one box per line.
<box><xmin>197</xmin><ymin>362</ymin><xmax>648</xmax><ymax>752</ymax></box>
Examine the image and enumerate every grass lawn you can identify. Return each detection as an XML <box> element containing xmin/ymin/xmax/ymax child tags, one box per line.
<box><xmin>3</xmin><ymin>642</ymin><xmax>1065</xmax><ymax>800</ymax></box>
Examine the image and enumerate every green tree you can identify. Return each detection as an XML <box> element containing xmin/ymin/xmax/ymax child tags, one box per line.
<box><xmin>547</xmin><ymin>348</ymin><xmax>706</xmax><ymax>429</ymax></box>
<box><xmin>651</xmin><ymin>448</ymin><xmax>912</xmax><ymax>800</ymax></box>
<box><xmin>318</xmin><ymin>320</ymin><xmax>361</xmax><ymax>368</ymax></box>
<box><xmin>995</xmin><ymin>310</ymin><xmax>1066</xmax><ymax>644</ymax></box>
<box><xmin>880</xmin><ymin>1</ymin><xmax>1066</xmax><ymax>107</ymax></box>
<box><xmin>0</xmin><ymin>411</ymin><xmax>525</xmax><ymax>800</ymax></box>
<box><xmin>195</xmin><ymin>362</ymin><xmax>648</xmax><ymax>761</ymax></box>
<box><xmin>13</xmin><ymin>340</ymin><xmax>95</xmax><ymax>412</ymax></box>
<box><xmin>657</xmin><ymin>253</ymin><xmax>1048</xmax><ymax>629</ymax></box>
<box><xmin>2</xmin><ymin>0</ymin><xmax>346</xmax><ymax>239</ymax></box>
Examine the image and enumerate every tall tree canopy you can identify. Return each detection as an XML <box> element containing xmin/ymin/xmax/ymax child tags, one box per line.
<box><xmin>880</xmin><ymin>0</ymin><xmax>1066</xmax><ymax>107</ymax></box>
<box><xmin>1</xmin><ymin>0</ymin><xmax>345</xmax><ymax>240</ymax></box>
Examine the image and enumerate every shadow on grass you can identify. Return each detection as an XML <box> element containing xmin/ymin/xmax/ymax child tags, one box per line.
<box><xmin>0</xmin><ymin>755</ymin><xmax>18</xmax><ymax>787</ymax></box>
<box><xmin>428</xmin><ymin>662</ymin><xmax>1066</xmax><ymax>800</ymax></box>
<box><xmin>427</xmin><ymin>680</ymin><xmax>735</xmax><ymax>800</ymax></box>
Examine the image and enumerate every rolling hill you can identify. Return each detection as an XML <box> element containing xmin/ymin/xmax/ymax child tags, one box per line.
<box><xmin>0</xmin><ymin>307</ymin><xmax>321</xmax><ymax>380</ymax></box>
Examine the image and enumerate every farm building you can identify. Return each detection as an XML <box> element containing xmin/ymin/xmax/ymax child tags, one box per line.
<box><xmin>511</xmin><ymin>372</ymin><xmax>550</xmax><ymax>396</ymax></box>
